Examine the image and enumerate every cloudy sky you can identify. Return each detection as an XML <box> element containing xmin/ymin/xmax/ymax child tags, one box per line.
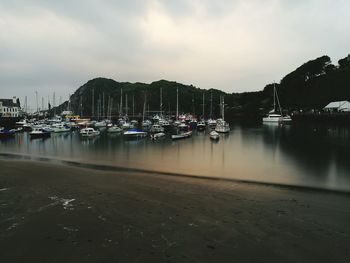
<box><xmin>1</xmin><ymin>0</ymin><xmax>349</xmax><ymax>109</ymax></box>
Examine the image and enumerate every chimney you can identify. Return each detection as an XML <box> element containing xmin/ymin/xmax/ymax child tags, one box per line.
<box><xmin>13</xmin><ymin>96</ymin><xmax>17</xmax><ymax>104</ymax></box>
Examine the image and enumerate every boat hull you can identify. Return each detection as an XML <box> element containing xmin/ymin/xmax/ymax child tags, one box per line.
<box><xmin>171</xmin><ymin>131</ymin><xmax>192</xmax><ymax>140</ymax></box>
<box><xmin>123</xmin><ymin>131</ymin><xmax>147</xmax><ymax>139</ymax></box>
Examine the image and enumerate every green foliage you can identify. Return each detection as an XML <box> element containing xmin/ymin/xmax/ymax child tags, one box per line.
<box><xmin>56</xmin><ymin>54</ymin><xmax>350</xmax><ymax>118</ymax></box>
<box><xmin>63</xmin><ymin>78</ymin><xmax>234</xmax><ymax>118</ymax></box>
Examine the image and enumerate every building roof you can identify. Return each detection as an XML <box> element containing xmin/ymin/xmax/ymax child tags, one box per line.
<box><xmin>0</xmin><ymin>99</ymin><xmax>20</xmax><ymax>107</ymax></box>
<box><xmin>324</xmin><ymin>101</ymin><xmax>350</xmax><ymax>111</ymax></box>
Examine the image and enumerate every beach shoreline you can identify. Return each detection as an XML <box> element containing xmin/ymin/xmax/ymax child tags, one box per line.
<box><xmin>0</xmin><ymin>159</ymin><xmax>349</xmax><ymax>262</ymax></box>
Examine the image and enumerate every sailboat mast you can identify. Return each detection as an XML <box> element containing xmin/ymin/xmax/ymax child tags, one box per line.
<box><xmin>222</xmin><ymin>96</ymin><xmax>225</xmax><ymax>121</ymax></box>
<box><xmin>53</xmin><ymin>92</ymin><xmax>56</xmax><ymax>116</ymax></box>
<box><xmin>106</xmin><ymin>96</ymin><xmax>111</xmax><ymax>119</ymax></box>
<box><xmin>110</xmin><ymin>98</ymin><xmax>113</xmax><ymax>119</ymax></box>
<box><xmin>92</xmin><ymin>89</ymin><xmax>94</xmax><ymax>118</ymax></box>
<box><xmin>35</xmin><ymin>91</ymin><xmax>38</xmax><ymax>113</ymax></box>
<box><xmin>273</xmin><ymin>83</ymin><xmax>276</xmax><ymax>112</ymax></box>
<box><xmin>275</xmin><ymin>85</ymin><xmax>283</xmax><ymax>115</ymax></box>
<box><xmin>24</xmin><ymin>96</ymin><xmax>27</xmax><ymax>114</ymax></box>
<box><xmin>132</xmin><ymin>94</ymin><xmax>135</xmax><ymax>118</ymax></box>
<box><xmin>160</xmin><ymin>87</ymin><xmax>162</xmax><ymax>116</ymax></box>
<box><xmin>80</xmin><ymin>96</ymin><xmax>83</xmax><ymax>117</ymax></box>
<box><xmin>202</xmin><ymin>92</ymin><xmax>205</xmax><ymax>117</ymax></box>
<box><xmin>176</xmin><ymin>87</ymin><xmax>179</xmax><ymax>120</ymax></box>
<box><xmin>125</xmin><ymin>93</ymin><xmax>128</xmax><ymax>116</ymax></box>
<box><xmin>102</xmin><ymin>92</ymin><xmax>105</xmax><ymax>119</ymax></box>
<box><xmin>120</xmin><ymin>88</ymin><xmax>123</xmax><ymax>117</ymax></box>
<box><xmin>142</xmin><ymin>93</ymin><xmax>146</xmax><ymax>122</ymax></box>
<box><xmin>210</xmin><ymin>92</ymin><xmax>213</xmax><ymax>118</ymax></box>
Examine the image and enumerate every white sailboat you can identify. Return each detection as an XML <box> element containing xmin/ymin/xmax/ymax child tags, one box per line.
<box><xmin>215</xmin><ymin>96</ymin><xmax>230</xmax><ymax>133</ymax></box>
<box><xmin>263</xmin><ymin>83</ymin><xmax>292</xmax><ymax>123</ymax></box>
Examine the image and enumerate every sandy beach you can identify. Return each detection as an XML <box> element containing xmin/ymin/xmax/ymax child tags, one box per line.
<box><xmin>0</xmin><ymin>159</ymin><xmax>349</xmax><ymax>263</ymax></box>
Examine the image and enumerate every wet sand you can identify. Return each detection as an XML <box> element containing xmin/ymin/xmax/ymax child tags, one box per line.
<box><xmin>0</xmin><ymin>159</ymin><xmax>349</xmax><ymax>263</ymax></box>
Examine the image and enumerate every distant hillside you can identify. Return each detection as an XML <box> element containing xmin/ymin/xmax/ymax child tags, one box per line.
<box><xmin>56</xmin><ymin>78</ymin><xmax>230</xmax><ymax>119</ymax></box>
<box><xmin>55</xmin><ymin>54</ymin><xmax>350</xmax><ymax>119</ymax></box>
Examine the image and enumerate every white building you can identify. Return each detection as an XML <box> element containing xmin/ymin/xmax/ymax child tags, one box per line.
<box><xmin>0</xmin><ymin>97</ymin><xmax>21</xmax><ymax>117</ymax></box>
<box><xmin>324</xmin><ymin>101</ymin><xmax>350</xmax><ymax>112</ymax></box>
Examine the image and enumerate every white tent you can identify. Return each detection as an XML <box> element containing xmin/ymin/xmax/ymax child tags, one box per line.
<box><xmin>324</xmin><ymin>101</ymin><xmax>350</xmax><ymax>112</ymax></box>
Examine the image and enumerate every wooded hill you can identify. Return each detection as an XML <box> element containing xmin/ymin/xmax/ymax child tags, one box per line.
<box><xmin>55</xmin><ymin>54</ymin><xmax>350</xmax><ymax>119</ymax></box>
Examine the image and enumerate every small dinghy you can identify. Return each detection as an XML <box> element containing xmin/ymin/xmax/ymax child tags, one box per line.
<box><xmin>209</xmin><ymin>131</ymin><xmax>220</xmax><ymax>140</ymax></box>
<box><xmin>151</xmin><ymin>132</ymin><xmax>166</xmax><ymax>140</ymax></box>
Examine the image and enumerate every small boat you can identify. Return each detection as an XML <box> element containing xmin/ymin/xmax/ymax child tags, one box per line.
<box><xmin>65</xmin><ymin>122</ymin><xmax>79</xmax><ymax>130</ymax></box>
<box><xmin>77</xmin><ymin>118</ymin><xmax>91</xmax><ymax>127</ymax></box>
<box><xmin>282</xmin><ymin>115</ymin><xmax>292</xmax><ymax>122</ymax></box>
<box><xmin>159</xmin><ymin>119</ymin><xmax>171</xmax><ymax>129</ymax></box>
<box><xmin>15</xmin><ymin>119</ymin><xmax>28</xmax><ymax>126</ymax></box>
<box><xmin>178</xmin><ymin>121</ymin><xmax>188</xmax><ymax>131</ymax></box>
<box><xmin>29</xmin><ymin>128</ymin><xmax>51</xmax><ymax>139</ymax></box>
<box><xmin>42</xmin><ymin>126</ymin><xmax>54</xmax><ymax>133</ymax></box>
<box><xmin>94</xmin><ymin>121</ymin><xmax>107</xmax><ymax>128</ymax></box>
<box><xmin>51</xmin><ymin>123</ymin><xmax>71</xmax><ymax>133</ymax></box>
<box><xmin>150</xmin><ymin>124</ymin><xmax>164</xmax><ymax>133</ymax></box>
<box><xmin>107</xmin><ymin>125</ymin><xmax>123</xmax><ymax>133</ymax></box>
<box><xmin>0</xmin><ymin>128</ymin><xmax>15</xmax><ymax>139</ymax></box>
<box><xmin>151</xmin><ymin>132</ymin><xmax>166</xmax><ymax>140</ymax></box>
<box><xmin>121</xmin><ymin>122</ymin><xmax>132</xmax><ymax>130</ymax></box>
<box><xmin>22</xmin><ymin>123</ymin><xmax>33</xmax><ymax>132</ymax></box>
<box><xmin>209</xmin><ymin>131</ymin><xmax>220</xmax><ymax>140</ymax></box>
<box><xmin>142</xmin><ymin>120</ymin><xmax>152</xmax><ymax>128</ymax></box>
<box><xmin>80</xmin><ymin>127</ymin><xmax>100</xmax><ymax>137</ymax></box>
<box><xmin>152</xmin><ymin>114</ymin><xmax>161</xmax><ymax>122</ymax></box>
<box><xmin>10</xmin><ymin>127</ymin><xmax>23</xmax><ymax>133</ymax></box>
<box><xmin>171</xmin><ymin>131</ymin><xmax>192</xmax><ymax>140</ymax></box>
<box><xmin>130</xmin><ymin>120</ymin><xmax>139</xmax><ymax>127</ymax></box>
<box><xmin>173</xmin><ymin>120</ymin><xmax>181</xmax><ymax>127</ymax></box>
<box><xmin>207</xmin><ymin>119</ymin><xmax>217</xmax><ymax>128</ymax></box>
<box><xmin>123</xmin><ymin>129</ymin><xmax>147</xmax><ymax>139</ymax></box>
<box><xmin>197</xmin><ymin>120</ymin><xmax>206</xmax><ymax>131</ymax></box>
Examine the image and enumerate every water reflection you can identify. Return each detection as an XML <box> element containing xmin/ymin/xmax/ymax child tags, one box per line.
<box><xmin>1</xmin><ymin>124</ymin><xmax>350</xmax><ymax>191</ymax></box>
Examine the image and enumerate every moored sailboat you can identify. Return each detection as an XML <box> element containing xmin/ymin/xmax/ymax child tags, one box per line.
<box><xmin>263</xmin><ymin>83</ymin><xmax>292</xmax><ymax>123</ymax></box>
<box><xmin>215</xmin><ymin>96</ymin><xmax>230</xmax><ymax>133</ymax></box>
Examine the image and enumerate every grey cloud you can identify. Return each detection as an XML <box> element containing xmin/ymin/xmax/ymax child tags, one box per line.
<box><xmin>0</xmin><ymin>0</ymin><xmax>350</xmax><ymax>109</ymax></box>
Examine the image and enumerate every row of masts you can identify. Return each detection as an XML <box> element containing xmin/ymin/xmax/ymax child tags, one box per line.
<box><xmin>23</xmin><ymin>88</ymin><xmax>225</xmax><ymax>119</ymax></box>
<box><xmin>91</xmin><ymin>88</ymin><xmax>135</xmax><ymax>119</ymax></box>
<box><xmin>21</xmin><ymin>92</ymin><xmax>64</xmax><ymax>114</ymax></box>
<box><xmin>85</xmin><ymin>88</ymin><xmax>225</xmax><ymax>120</ymax></box>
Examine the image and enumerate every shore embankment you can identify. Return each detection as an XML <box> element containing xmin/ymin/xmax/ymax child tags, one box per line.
<box><xmin>0</xmin><ymin>159</ymin><xmax>349</xmax><ymax>263</ymax></box>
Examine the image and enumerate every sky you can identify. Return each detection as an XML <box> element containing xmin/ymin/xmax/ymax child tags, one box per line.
<box><xmin>0</xmin><ymin>0</ymin><xmax>350</xmax><ymax>110</ymax></box>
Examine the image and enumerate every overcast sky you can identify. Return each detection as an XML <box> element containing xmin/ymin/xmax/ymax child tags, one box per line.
<box><xmin>1</xmin><ymin>0</ymin><xmax>350</xmax><ymax>110</ymax></box>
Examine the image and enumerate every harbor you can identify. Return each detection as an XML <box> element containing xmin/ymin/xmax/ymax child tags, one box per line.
<box><xmin>1</xmin><ymin>1</ymin><xmax>350</xmax><ymax>262</ymax></box>
<box><xmin>1</xmin><ymin>119</ymin><xmax>350</xmax><ymax>192</ymax></box>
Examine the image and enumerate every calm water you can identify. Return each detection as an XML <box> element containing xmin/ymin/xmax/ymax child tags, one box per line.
<box><xmin>1</xmin><ymin>123</ymin><xmax>350</xmax><ymax>192</ymax></box>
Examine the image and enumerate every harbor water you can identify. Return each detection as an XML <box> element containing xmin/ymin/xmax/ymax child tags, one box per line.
<box><xmin>1</xmin><ymin>123</ymin><xmax>350</xmax><ymax>192</ymax></box>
